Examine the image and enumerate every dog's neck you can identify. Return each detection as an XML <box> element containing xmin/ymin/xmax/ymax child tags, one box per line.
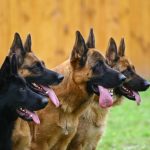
<box><xmin>0</xmin><ymin>97</ymin><xmax>17</xmax><ymax>150</ymax></box>
<box><xmin>86</xmin><ymin>94</ymin><xmax>124</xmax><ymax>127</ymax></box>
<box><xmin>52</xmin><ymin>60</ymin><xmax>94</xmax><ymax>115</ymax></box>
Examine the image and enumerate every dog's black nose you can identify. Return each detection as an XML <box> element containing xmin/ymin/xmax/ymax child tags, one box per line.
<box><xmin>57</xmin><ymin>74</ymin><xmax>64</xmax><ymax>82</ymax></box>
<box><xmin>143</xmin><ymin>81</ymin><xmax>150</xmax><ymax>90</ymax></box>
<box><xmin>118</xmin><ymin>74</ymin><xmax>126</xmax><ymax>82</ymax></box>
<box><xmin>40</xmin><ymin>97</ymin><xmax>49</xmax><ymax>108</ymax></box>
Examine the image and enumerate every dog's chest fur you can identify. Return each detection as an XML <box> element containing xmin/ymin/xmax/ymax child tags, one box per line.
<box><xmin>67</xmin><ymin>100</ymin><xmax>109</xmax><ymax>150</ymax></box>
<box><xmin>68</xmin><ymin>96</ymin><xmax>124</xmax><ymax>150</ymax></box>
<box><xmin>31</xmin><ymin>60</ymin><xmax>94</xmax><ymax>150</ymax></box>
<box><xmin>0</xmin><ymin>108</ymin><xmax>17</xmax><ymax>150</ymax></box>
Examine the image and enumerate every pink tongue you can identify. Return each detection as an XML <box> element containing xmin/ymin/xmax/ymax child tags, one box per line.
<box><xmin>98</xmin><ymin>86</ymin><xmax>113</xmax><ymax>108</ymax></box>
<box><xmin>133</xmin><ymin>91</ymin><xmax>141</xmax><ymax>105</ymax></box>
<box><xmin>26</xmin><ymin>110</ymin><xmax>40</xmax><ymax>124</ymax></box>
<box><xmin>41</xmin><ymin>86</ymin><xmax>60</xmax><ymax>107</ymax></box>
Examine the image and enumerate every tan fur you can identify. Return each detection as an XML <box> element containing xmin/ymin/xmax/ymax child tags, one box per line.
<box><xmin>67</xmin><ymin>56</ymin><xmax>133</xmax><ymax>150</ymax></box>
<box><xmin>30</xmin><ymin>49</ymin><xmax>104</xmax><ymax>150</ymax></box>
<box><xmin>67</xmin><ymin>98</ymin><xmax>109</xmax><ymax>150</ymax></box>
<box><xmin>12</xmin><ymin>52</ymin><xmax>45</xmax><ymax>150</ymax></box>
<box><xmin>12</xmin><ymin>119</ymin><xmax>31</xmax><ymax>150</ymax></box>
<box><xmin>12</xmin><ymin>48</ymin><xmax>106</xmax><ymax>150</ymax></box>
<box><xmin>18</xmin><ymin>52</ymin><xmax>40</xmax><ymax>77</ymax></box>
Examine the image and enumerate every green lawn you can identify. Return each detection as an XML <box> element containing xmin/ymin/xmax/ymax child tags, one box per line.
<box><xmin>96</xmin><ymin>89</ymin><xmax>150</xmax><ymax>150</ymax></box>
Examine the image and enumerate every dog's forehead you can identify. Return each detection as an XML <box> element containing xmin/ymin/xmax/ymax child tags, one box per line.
<box><xmin>118</xmin><ymin>57</ymin><xmax>133</xmax><ymax>71</ymax></box>
<box><xmin>88</xmin><ymin>49</ymin><xmax>105</xmax><ymax>61</ymax></box>
<box><xmin>23</xmin><ymin>52</ymin><xmax>40</xmax><ymax>66</ymax></box>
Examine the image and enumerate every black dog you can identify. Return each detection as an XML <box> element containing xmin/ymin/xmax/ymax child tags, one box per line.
<box><xmin>0</xmin><ymin>54</ymin><xmax>48</xmax><ymax>150</ymax></box>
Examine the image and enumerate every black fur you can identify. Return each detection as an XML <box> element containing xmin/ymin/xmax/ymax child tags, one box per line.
<box><xmin>0</xmin><ymin>55</ymin><xmax>48</xmax><ymax>150</ymax></box>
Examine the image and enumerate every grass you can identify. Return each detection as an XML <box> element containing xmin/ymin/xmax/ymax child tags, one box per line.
<box><xmin>96</xmin><ymin>89</ymin><xmax>150</xmax><ymax>150</ymax></box>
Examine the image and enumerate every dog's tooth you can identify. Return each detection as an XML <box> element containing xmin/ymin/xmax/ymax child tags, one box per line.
<box><xmin>33</xmin><ymin>83</ymin><xmax>36</xmax><ymax>86</ymax></box>
<box><xmin>46</xmin><ymin>91</ymin><xmax>49</xmax><ymax>94</ymax></box>
<box><xmin>30</xmin><ymin>114</ymin><xmax>33</xmax><ymax>117</ymax></box>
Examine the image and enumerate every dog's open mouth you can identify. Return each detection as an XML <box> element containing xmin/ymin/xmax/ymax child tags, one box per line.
<box><xmin>92</xmin><ymin>85</ymin><xmax>113</xmax><ymax>108</ymax></box>
<box><xmin>119</xmin><ymin>85</ymin><xmax>141</xmax><ymax>105</ymax></box>
<box><xmin>16</xmin><ymin>108</ymin><xmax>40</xmax><ymax>124</ymax></box>
<box><xmin>29</xmin><ymin>83</ymin><xmax>60</xmax><ymax>107</ymax></box>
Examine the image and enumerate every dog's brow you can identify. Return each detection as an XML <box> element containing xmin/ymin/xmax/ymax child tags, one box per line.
<box><xmin>21</xmin><ymin>65</ymin><xmax>30</xmax><ymax>69</ymax></box>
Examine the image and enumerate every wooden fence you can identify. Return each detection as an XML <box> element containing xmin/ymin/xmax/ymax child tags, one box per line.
<box><xmin>0</xmin><ymin>0</ymin><xmax>149</xmax><ymax>78</ymax></box>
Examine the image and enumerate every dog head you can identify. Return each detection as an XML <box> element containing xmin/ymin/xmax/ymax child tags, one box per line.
<box><xmin>70</xmin><ymin>29</ymin><xmax>126</xmax><ymax>108</ymax></box>
<box><xmin>8</xmin><ymin>33</ymin><xmax>64</xmax><ymax>107</ymax></box>
<box><xmin>0</xmin><ymin>54</ymin><xmax>49</xmax><ymax>123</ymax></box>
<box><xmin>106</xmin><ymin>38</ymin><xmax>150</xmax><ymax>105</ymax></box>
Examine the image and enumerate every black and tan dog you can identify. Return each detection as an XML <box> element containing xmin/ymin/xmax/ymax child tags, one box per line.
<box><xmin>0</xmin><ymin>54</ymin><xmax>48</xmax><ymax>150</ymax></box>
<box><xmin>10</xmin><ymin>33</ymin><xmax>64</xmax><ymax>150</ymax></box>
<box><xmin>67</xmin><ymin>35</ymin><xmax>150</xmax><ymax>150</ymax></box>
<box><xmin>27</xmin><ymin>30</ymin><xmax>126</xmax><ymax>150</ymax></box>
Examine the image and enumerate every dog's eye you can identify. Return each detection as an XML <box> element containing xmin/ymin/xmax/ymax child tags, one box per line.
<box><xmin>36</xmin><ymin>62</ymin><xmax>42</xmax><ymax>67</ymax></box>
<box><xmin>31</xmin><ymin>62</ymin><xmax>44</xmax><ymax>72</ymax></box>
<box><xmin>122</xmin><ymin>67</ymin><xmax>134</xmax><ymax>76</ymax></box>
<box><xmin>98</xmin><ymin>60</ymin><xmax>104</xmax><ymax>65</ymax></box>
<box><xmin>92</xmin><ymin>61</ymin><xmax>104</xmax><ymax>73</ymax></box>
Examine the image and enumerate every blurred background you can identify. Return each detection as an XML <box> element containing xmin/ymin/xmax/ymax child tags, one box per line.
<box><xmin>0</xmin><ymin>0</ymin><xmax>150</xmax><ymax>78</ymax></box>
<box><xmin>0</xmin><ymin>0</ymin><xmax>150</xmax><ymax>149</ymax></box>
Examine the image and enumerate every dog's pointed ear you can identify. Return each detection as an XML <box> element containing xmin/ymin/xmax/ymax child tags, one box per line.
<box><xmin>0</xmin><ymin>56</ymin><xmax>11</xmax><ymax>79</ymax></box>
<box><xmin>9</xmin><ymin>33</ymin><xmax>25</xmax><ymax>66</ymax></box>
<box><xmin>11</xmin><ymin>54</ymin><xmax>18</xmax><ymax>75</ymax></box>
<box><xmin>70</xmin><ymin>31</ymin><xmax>88</xmax><ymax>68</ymax></box>
<box><xmin>105</xmin><ymin>37</ymin><xmax>118</xmax><ymax>66</ymax></box>
<box><xmin>24</xmin><ymin>34</ymin><xmax>32</xmax><ymax>52</ymax></box>
<box><xmin>86</xmin><ymin>28</ymin><xmax>95</xmax><ymax>48</ymax></box>
<box><xmin>9</xmin><ymin>33</ymin><xmax>24</xmax><ymax>54</ymax></box>
<box><xmin>118</xmin><ymin>38</ymin><xmax>125</xmax><ymax>57</ymax></box>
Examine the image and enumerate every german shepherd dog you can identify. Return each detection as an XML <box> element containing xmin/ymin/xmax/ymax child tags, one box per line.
<box><xmin>0</xmin><ymin>54</ymin><xmax>49</xmax><ymax>150</ymax></box>
<box><xmin>10</xmin><ymin>33</ymin><xmax>64</xmax><ymax>150</ymax></box>
<box><xmin>67</xmin><ymin>36</ymin><xmax>150</xmax><ymax>150</ymax></box>
<box><xmin>29</xmin><ymin>30</ymin><xmax>126</xmax><ymax>150</ymax></box>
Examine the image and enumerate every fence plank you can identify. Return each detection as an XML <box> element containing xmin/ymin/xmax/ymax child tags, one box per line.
<box><xmin>0</xmin><ymin>0</ymin><xmax>149</xmax><ymax>78</ymax></box>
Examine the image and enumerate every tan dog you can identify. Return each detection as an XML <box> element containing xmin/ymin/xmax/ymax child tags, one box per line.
<box><xmin>29</xmin><ymin>30</ymin><xmax>125</xmax><ymax>150</ymax></box>
<box><xmin>67</xmin><ymin>37</ymin><xmax>150</xmax><ymax>150</ymax></box>
<box><xmin>10</xmin><ymin>33</ymin><xmax>63</xmax><ymax>150</ymax></box>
